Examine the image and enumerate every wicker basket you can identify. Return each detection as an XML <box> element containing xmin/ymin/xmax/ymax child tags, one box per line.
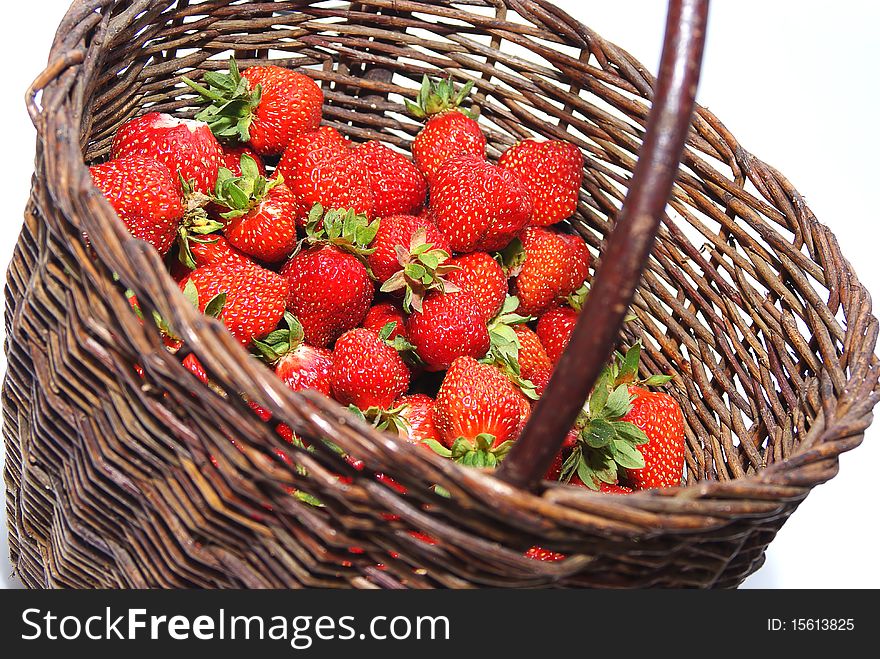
<box><xmin>4</xmin><ymin>0</ymin><xmax>877</xmax><ymax>589</ymax></box>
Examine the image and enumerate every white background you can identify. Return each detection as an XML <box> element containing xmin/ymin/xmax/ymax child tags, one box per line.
<box><xmin>0</xmin><ymin>1</ymin><xmax>877</xmax><ymax>589</ymax></box>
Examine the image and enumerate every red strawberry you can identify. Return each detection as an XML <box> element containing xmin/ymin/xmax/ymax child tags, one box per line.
<box><xmin>363</xmin><ymin>301</ymin><xmax>407</xmax><ymax>340</ymax></box>
<box><xmin>430</xmin><ymin>154</ymin><xmax>532</xmax><ymax>253</ymax></box>
<box><xmin>622</xmin><ymin>386</ymin><xmax>686</xmax><ymax>490</ymax></box>
<box><xmin>599</xmin><ymin>482</ymin><xmax>634</xmax><ymax>494</ymax></box>
<box><xmin>282</xmin><ymin>246</ymin><xmax>374</xmax><ymax>348</ymax></box>
<box><xmin>512</xmin><ymin>325</ymin><xmax>553</xmax><ymax>396</ymax></box>
<box><xmin>179</xmin><ymin>261</ymin><xmax>288</xmax><ymax>346</ymax></box>
<box><xmin>247</xmin><ymin>400</ymin><xmax>295</xmax><ymax>444</ymax></box>
<box><xmin>524</xmin><ymin>547</ymin><xmax>566</xmax><ymax>562</ymax></box>
<box><xmin>213</xmin><ymin>154</ymin><xmax>298</xmax><ymax>262</ymax></box>
<box><xmin>184</xmin><ymin>58</ymin><xmax>323</xmax><ymax>156</ymax></box>
<box><xmin>394</xmin><ymin>394</ymin><xmax>440</xmax><ymax>444</ymax></box>
<box><xmin>187</xmin><ymin>235</ymin><xmax>253</xmax><ymax>269</ymax></box>
<box><xmin>220</xmin><ymin>145</ymin><xmax>266</xmax><ymax>176</ymax></box>
<box><xmin>406</xmin><ymin>291</ymin><xmax>490</xmax><ymax>371</ymax></box>
<box><xmin>331</xmin><ymin>328</ymin><xmax>410</xmax><ymax>409</ymax></box>
<box><xmin>276</xmin><ymin>128</ymin><xmax>373</xmax><ymax>223</ymax></box>
<box><xmin>498</xmin><ymin>139</ymin><xmax>584</xmax><ymax>226</ymax></box>
<box><xmin>407</xmin><ymin>77</ymin><xmax>486</xmax><ymax>184</ymax></box>
<box><xmin>90</xmin><ymin>155</ymin><xmax>184</xmax><ymax>255</ymax></box>
<box><xmin>512</xmin><ymin>227</ymin><xmax>590</xmax><ymax>316</ymax></box>
<box><xmin>280</xmin><ymin>207</ymin><xmax>378</xmax><ymax>347</ymax></box>
<box><xmin>111</xmin><ymin>112</ymin><xmax>222</xmax><ymax>193</ymax></box>
<box><xmin>536</xmin><ymin>304</ymin><xmax>578</xmax><ymax>365</ymax></box>
<box><xmin>181</xmin><ymin>353</ymin><xmax>208</xmax><ymax>385</ymax></box>
<box><xmin>353</xmin><ymin>141</ymin><xmax>427</xmax><ymax>216</ymax></box>
<box><xmin>558</xmin><ymin>232</ymin><xmax>592</xmax><ymax>274</ymax></box>
<box><xmin>544</xmin><ymin>449</ymin><xmax>565</xmax><ymax>480</ymax></box>
<box><xmin>254</xmin><ymin>313</ymin><xmax>334</xmax><ymax>396</ymax></box>
<box><xmin>433</xmin><ymin>357</ymin><xmax>528</xmax><ymax>465</ymax></box>
<box><xmin>444</xmin><ymin>252</ymin><xmax>508</xmax><ymax>322</ymax></box>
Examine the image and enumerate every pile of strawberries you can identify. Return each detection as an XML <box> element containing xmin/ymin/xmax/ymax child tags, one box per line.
<box><xmin>90</xmin><ymin>59</ymin><xmax>686</xmax><ymax>559</ymax></box>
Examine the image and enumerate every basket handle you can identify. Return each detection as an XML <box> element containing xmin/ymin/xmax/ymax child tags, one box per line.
<box><xmin>497</xmin><ymin>0</ymin><xmax>710</xmax><ymax>492</ymax></box>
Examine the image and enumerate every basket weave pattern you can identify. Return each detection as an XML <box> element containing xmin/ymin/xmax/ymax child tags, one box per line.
<box><xmin>4</xmin><ymin>0</ymin><xmax>877</xmax><ymax>588</ymax></box>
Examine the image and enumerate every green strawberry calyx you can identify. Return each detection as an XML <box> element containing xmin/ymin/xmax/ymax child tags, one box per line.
<box><xmin>252</xmin><ymin>312</ymin><xmax>305</xmax><ymax>363</ymax></box>
<box><xmin>562</xmin><ymin>342</ymin><xmax>674</xmax><ymax>489</ymax></box>
<box><xmin>496</xmin><ymin>237</ymin><xmax>526</xmax><ymax>278</ymax></box>
<box><xmin>302</xmin><ymin>203</ymin><xmax>380</xmax><ymax>259</ymax></box>
<box><xmin>482</xmin><ymin>296</ymin><xmax>538</xmax><ymax>400</ymax></box>
<box><xmin>181</xmin><ymin>56</ymin><xmax>261</xmax><ymax>144</ymax></box>
<box><xmin>405</xmin><ymin>75</ymin><xmax>478</xmax><ymax>121</ymax></box>
<box><xmin>212</xmin><ymin>154</ymin><xmax>282</xmax><ymax>220</ymax></box>
<box><xmin>424</xmin><ymin>434</ymin><xmax>513</xmax><ymax>469</ymax></box>
<box><xmin>177</xmin><ymin>175</ymin><xmax>223</xmax><ymax>269</ymax></box>
<box><xmin>348</xmin><ymin>403</ymin><xmax>412</xmax><ymax>441</ymax></box>
<box><xmin>379</xmin><ymin>228</ymin><xmax>460</xmax><ymax>313</ymax></box>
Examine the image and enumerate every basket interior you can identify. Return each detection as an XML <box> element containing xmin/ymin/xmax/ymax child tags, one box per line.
<box><xmin>75</xmin><ymin>0</ymin><xmax>858</xmax><ymax>484</ymax></box>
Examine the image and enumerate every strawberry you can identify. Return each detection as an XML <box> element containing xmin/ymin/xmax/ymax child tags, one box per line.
<box><xmin>90</xmin><ymin>155</ymin><xmax>184</xmax><ymax>255</ymax></box>
<box><xmin>512</xmin><ymin>325</ymin><xmax>553</xmax><ymax>396</ymax></box>
<box><xmin>536</xmin><ymin>304</ymin><xmax>578</xmax><ymax>365</ymax></box>
<box><xmin>508</xmin><ymin>227</ymin><xmax>590</xmax><ymax>316</ymax></box>
<box><xmin>179</xmin><ymin>261</ymin><xmax>288</xmax><ymax>346</ymax></box>
<box><xmin>280</xmin><ymin>206</ymin><xmax>378</xmax><ymax>347</ymax></box>
<box><xmin>254</xmin><ymin>313</ymin><xmax>334</xmax><ymax>396</ymax></box>
<box><xmin>443</xmin><ymin>251</ymin><xmax>508</xmax><ymax>322</ymax></box>
<box><xmin>561</xmin><ymin>343</ymin><xmax>678</xmax><ymax>490</ymax></box>
<box><xmin>181</xmin><ymin>352</ymin><xmax>209</xmax><ymax>385</ymax></box>
<box><xmin>369</xmin><ymin>214</ymin><xmax>456</xmax><ymax>312</ymax></box>
<box><xmin>430</xmin><ymin>154</ymin><xmax>532</xmax><ymax>253</ymax></box>
<box><xmin>524</xmin><ymin>547</ymin><xmax>566</xmax><ymax>562</ymax></box>
<box><xmin>431</xmin><ymin>357</ymin><xmax>528</xmax><ymax>466</ymax></box>
<box><xmin>220</xmin><ymin>145</ymin><xmax>266</xmax><ymax>177</ymax></box>
<box><xmin>331</xmin><ymin>327</ymin><xmax>410</xmax><ymax>409</ymax></box>
<box><xmin>567</xmin><ymin>474</ymin><xmax>633</xmax><ymax>494</ymax></box>
<box><xmin>545</xmin><ymin>450</ymin><xmax>565</xmax><ymax>481</ymax></box>
<box><xmin>599</xmin><ymin>482</ymin><xmax>634</xmax><ymax>494</ymax></box>
<box><xmin>213</xmin><ymin>154</ymin><xmax>298</xmax><ymax>262</ymax></box>
<box><xmin>498</xmin><ymin>139</ymin><xmax>584</xmax><ymax>226</ymax></box>
<box><xmin>111</xmin><ymin>112</ymin><xmax>222</xmax><ymax>193</ymax></box>
<box><xmin>353</xmin><ymin>141</ymin><xmax>427</xmax><ymax>216</ymax></box>
<box><xmin>394</xmin><ymin>394</ymin><xmax>440</xmax><ymax>444</ymax></box>
<box><xmin>183</xmin><ymin>58</ymin><xmax>323</xmax><ymax>156</ymax></box>
<box><xmin>407</xmin><ymin>76</ymin><xmax>486</xmax><ymax>184</ymax></box>
<box><xmin>247</xmin><ymin>400</ymin><xmax>296</xmax><ymax>444</ymax></box>
<box><xmin>276</xmin><ymin>128</ymin><xmax>373</xmax><ymax>223</ymax></box>
<box><xmin>363</xmin><ymin>301</ymin><xmax>407</xmax><ymax>340</ymax></box>
<box><xmin>405</xmin><ymin>291</ymin><xmax>490</xmax><ymax>371</ymax></box>
<box><xmin>622</xmin><ymin>386</ymin><xmax>686</xmax><ymax>490</ymax></box>
<box><xmin>186</xmin><ymin>235</ymin><xmax>253</xmax><ymax>269</ymax></box>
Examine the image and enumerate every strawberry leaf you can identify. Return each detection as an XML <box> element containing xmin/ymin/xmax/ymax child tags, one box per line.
<box><xmin>182</xmin><ymin>279</ymin><xmax>200</xmax><ymax>309</ymax></box>
<box><xmin>583</xmin><ymin>419</ymin><xmax>615</xmax><ymax>448</ymax></box>
<box><xmin>182</xmin><ymin>56</ymin><xmax>260</xmax><ymax>144</ymax></box>
<box><xmin>497</xmin><ymin>238</ymin><xmax>526</xmax><ymax>277</ymax></box>
<box><xmin>203</xmin><ymin>292</ymin><xmax>227</xmax><ymax>319</ymax></box>
<box><xmin>602</xmin><ymin>384</ymin><xmax>634</xmax><ymax>420</ymax></box>
<box><xmin>406</xmin><ymin>74</ymin><xmax>478</xmax><ymax>120</ymax></box>
<box><xmin>642</xmin><ymin>374</ymin><xmax>674</xmax><ymax>387</ymax></box>
<box><xmin>609</xmin><ymin>439</ymin><xmax>645</xmax><ymax>470</ymax></box>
